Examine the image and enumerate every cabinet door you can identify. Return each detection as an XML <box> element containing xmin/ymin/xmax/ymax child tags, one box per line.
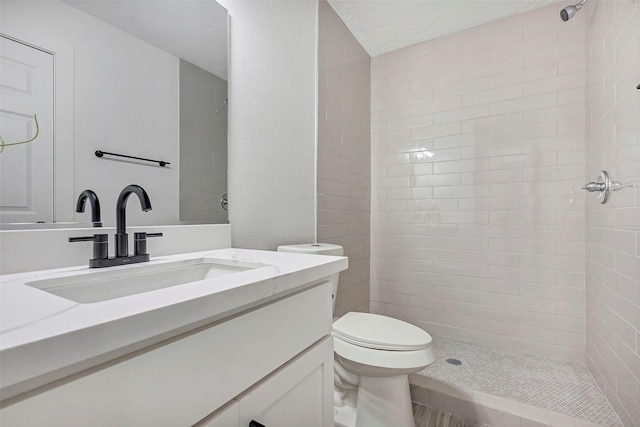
<box><xmin>195</xmin><ymin>400</ymin><xmax>239</xmax><ymax>427</ymax></box>
<box><xmin>238</xmin><ymin>336</ymin><xmax>333</xmax><ymax>427</ymax></box>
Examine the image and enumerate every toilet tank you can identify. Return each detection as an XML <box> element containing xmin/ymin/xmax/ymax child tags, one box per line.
<box><xmin>276</xmin><ymin>243</ymin><xmax>344</xmax><ymax>314</ymax></box>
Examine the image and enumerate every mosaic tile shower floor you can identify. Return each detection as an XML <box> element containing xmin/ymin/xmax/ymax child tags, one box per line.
<box><xmin>417</xmin><ymin>336</ymin><xmax>622</xmax><ymax>427</ymax></box>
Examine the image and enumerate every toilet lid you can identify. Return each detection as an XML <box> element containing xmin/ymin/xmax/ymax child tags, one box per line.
<box><xmin>332</xmin><ymin>312</ymin><xmax>432</xmax><ymax>351</ymax></box>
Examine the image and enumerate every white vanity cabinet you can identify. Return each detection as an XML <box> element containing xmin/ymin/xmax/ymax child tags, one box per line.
<box><xmin>200</xmin><ymin>336</ymin><xmax>333</xmax><ymax>427</ymax></box>
<box><xmin>199</xmin><ymin>401</ymin><xmax>240</xmax><ymax>427</ymax></box>
<box><xmin>237</xmin><ymin>336</ymin><xmax>332</xmax><ymax>427</ymax></box>
<box><xmin>0</xmin><ymin>281</ymin><xmax>334</xmax><ymax>427</ymax></box>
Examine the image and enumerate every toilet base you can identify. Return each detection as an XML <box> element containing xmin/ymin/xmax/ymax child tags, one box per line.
<box><xmin>333</xmin><ymin>374</ymin><xmax>415</xmax><ymax>427</ymax></box>
<box><xmin>334</xmin><ymin>403</ymin><xmax>357</xmax><ymax>427</ymax></box>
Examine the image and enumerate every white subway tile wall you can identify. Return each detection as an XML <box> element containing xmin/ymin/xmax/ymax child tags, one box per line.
<box><xmin>318</xmin><ymin>0</ymin><xmax>371</xmax><ymax>316</ymax></box>
<box><xmin>584</xmin><ymin>1</ymin><xmax>640</xmax><ymax>426</ymax></box>
<box><xmin>371</xmin><ymin>4</ymin><xmax>587</xmax><ymax>363</ymax></box>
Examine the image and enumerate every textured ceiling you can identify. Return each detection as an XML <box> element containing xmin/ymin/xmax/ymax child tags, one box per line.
<box><xmin>65</xmin><ymin>0</ymin><xmax>564</xmax><ymax>76</ymax></box>
<box><xmin>65</xmin><ymin>0</ymin><xmax>228</xmax><ymax>80</ymax></box>
<box><xmin>326</xmin><ymin>0</ymin><xmax>560</xmax><ymax>57</ymax></box>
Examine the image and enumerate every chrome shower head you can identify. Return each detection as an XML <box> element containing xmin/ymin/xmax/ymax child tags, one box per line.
<box><xmin>560</xmin><ymin>0</ymin><xmax>587</xmax><ymax>21</ymax></box>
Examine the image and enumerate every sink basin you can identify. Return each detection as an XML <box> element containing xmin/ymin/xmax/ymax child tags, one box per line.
<box><xmin>26</xmin><ymin>258</ymin><xmax>261</xmax><ymax>303</ymax></box>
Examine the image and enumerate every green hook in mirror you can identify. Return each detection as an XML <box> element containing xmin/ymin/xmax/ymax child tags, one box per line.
<box><xmin>0</xmin><ymin>113</ymin><xmax>40</xmax><ymax>154</ymax></box>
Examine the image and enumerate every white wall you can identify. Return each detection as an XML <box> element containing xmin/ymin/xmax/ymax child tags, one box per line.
<box><xmin>317</xmin><ymin>0</ymin><xmax>371</xmax><ymax>316</ymax></box>
<box><xmin>371</xmin><ymin>4</ymin><xmax>587</xmax><ymax>363</ymax></box>
<box><xmin>220</xmin><ymin>0</ymin><xmax>318</xmax><ymax>250</ymax></box>
<box><xmin>584</xmin><ymin>1</ymin><xmax>640</xmax><ymax>425</ymax></box>
<box><xmin>1</xmin><ymin>1</ymin><xmax>180</xmax><ymax>227</ymax></box>
<box><xmin>0</xmin><ymin>225</ymin><xmax>231</xmax><ymax>274</ymax></box>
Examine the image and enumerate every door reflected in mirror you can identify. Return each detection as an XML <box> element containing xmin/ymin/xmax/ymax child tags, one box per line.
<box><xmin>0</xmin><ymin>0</ymin><xmax>228</xmax><ymax>227</ymax></box>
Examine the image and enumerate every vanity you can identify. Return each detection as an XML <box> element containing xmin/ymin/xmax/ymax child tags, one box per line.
<box><xmin>0</xmin><ymin>0</ymin><xmax>340</xmax><ymax>423</ymax></box>
<box><xmin>0</xmin><ymin>246</ymin><xmax>347</xmax><ymax>426</ymax></box>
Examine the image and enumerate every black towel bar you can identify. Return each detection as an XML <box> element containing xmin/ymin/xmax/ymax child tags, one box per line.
<box><xmin>95</xmin><ymin>150</ymin><xmax>170</xmax><ymax>167</ymax></box>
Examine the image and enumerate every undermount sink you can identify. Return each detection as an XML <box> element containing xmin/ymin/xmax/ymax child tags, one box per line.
<box><xmin>26</xmin><ymin>258</ymin><xmax>262</xmax><ymax>304</ymax></box>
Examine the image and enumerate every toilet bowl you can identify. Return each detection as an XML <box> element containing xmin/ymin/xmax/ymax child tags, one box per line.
<box><xmin>277</xmin><ymin>243</ymin><xmax>435</xmax><ymax>427</ymax></box>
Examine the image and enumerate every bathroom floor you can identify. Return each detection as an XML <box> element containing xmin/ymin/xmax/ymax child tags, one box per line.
<box><xmin>413</xmin><ymin>402</ymin><xmax>491</xmax><ymax>427</ymax></box>
<box><xmin>416</xmin><ymin>336</ymin><xmax>622</xmax><ymax>427</ymax></box>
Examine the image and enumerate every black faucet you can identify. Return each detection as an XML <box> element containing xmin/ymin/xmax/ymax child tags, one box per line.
<box><xmin>70</xmin><ymin>185</ymin><xmax>162</xmax><ymax>268</ymax></box>
<box><xmin>75</xmin><ymin>189</ymin><xmax>102</xmax><ymax>227</ymax></box>
<box><xmin>115</xmin><ymin>184</ymin><xmax>152</xmax><ymax>258</ymax></box>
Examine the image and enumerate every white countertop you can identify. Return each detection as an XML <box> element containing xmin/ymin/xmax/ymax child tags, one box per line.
<box><xmin>0</xmin><ymin>248</ymin><xmax>347</xmax><ymax>400</ymax></box>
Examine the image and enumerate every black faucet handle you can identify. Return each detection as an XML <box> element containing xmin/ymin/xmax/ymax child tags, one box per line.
<box><xmin>68</xmin><ymin>236</ymin><xmax>95</xmax><ymax>242</ymax></box>
<box><xmin>69</xmin><ymin>234</ymin><xmax>109</xmax><ymax>260</ymax></box>
<box><xmin>134</xmin><ymin>232</ymin><xmax>163</xmax><ymax>256</ymax></box>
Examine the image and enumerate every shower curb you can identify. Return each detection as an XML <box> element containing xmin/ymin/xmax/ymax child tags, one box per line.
<box><xmin>409</xmin><ymin>375</ymin><xmax>606</xmax><ymax>427</ymax></box>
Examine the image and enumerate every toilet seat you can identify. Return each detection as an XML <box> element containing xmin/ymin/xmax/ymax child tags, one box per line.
<box><xmin>332</xmin><ymin>312</ymin><xmax>432</xmax><ymax>351</ymax></box>
<box><xmin>332</xmin><ymin>312</ymin><xmax>435</xmax><ymax>374</ymax></box>
<box><xmin>334</xmin><ymin>338</ymin><xmax>435</xmax><ymax>375</ymax></box>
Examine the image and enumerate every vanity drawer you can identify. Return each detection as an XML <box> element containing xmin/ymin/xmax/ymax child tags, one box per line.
<box><xmin>0</xmin><ymin>281</ymin><xmax>332</xmax><ymax>426</ymax></box>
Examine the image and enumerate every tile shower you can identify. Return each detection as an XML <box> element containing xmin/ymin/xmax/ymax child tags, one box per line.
<box><xmin>371</xmin><ymin>2</ymin><xmax>588</xmax><ymax>363</ymax></box>
<box><xmin>362</xmin><ymin>1</ymin><xmax>638</xmax><ymax>426</ymax></box>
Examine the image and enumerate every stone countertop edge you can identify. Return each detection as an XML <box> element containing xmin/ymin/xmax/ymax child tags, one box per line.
<box><xmin>0</xmin><ymin>248</ymin><xmax>348</xmax><ymax>401</ymax></box>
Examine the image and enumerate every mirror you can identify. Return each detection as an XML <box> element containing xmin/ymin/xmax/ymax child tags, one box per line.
<box><xmin>0</xmin><ymin>0</ymin><xmax>228</xmax><ymax>228</ymax></box>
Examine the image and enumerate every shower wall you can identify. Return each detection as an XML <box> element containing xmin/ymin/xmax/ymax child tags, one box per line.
<box><xmin>318</xmin><ymin>0</ymin><xmax>371</xmax><ymax>316</ymax></box>
<box><xmin>584</xmin><ymin>1</ymin><xmax>640</xmax><ymax>426</ymax></box>
<box><xmin>370</xmin><ymin>4</ymin><xmax>587</xmax><ymax>362</ymax></box>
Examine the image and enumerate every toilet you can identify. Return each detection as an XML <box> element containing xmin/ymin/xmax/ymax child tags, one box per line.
<box><xmin>277</xmin><ymin>243</ymin><xmax>435</xmax><ymax>427</ymax></box>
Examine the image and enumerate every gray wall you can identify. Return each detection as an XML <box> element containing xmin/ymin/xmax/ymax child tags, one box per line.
<box><xmin>317</xmin><ymin>0</ymin><xmax>371</xmax><ymax>316</ymax></box>
<box><xmin>180</xmin><ymin>60</ymin><xmax>228</xmax><ymax>224</ymax></box>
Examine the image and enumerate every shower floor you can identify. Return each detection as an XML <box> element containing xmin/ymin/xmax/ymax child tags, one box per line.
<box><xmin>412</xmin><ymin>336</ymin><xmax>623</xmax><ymax>427</ymax></box>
